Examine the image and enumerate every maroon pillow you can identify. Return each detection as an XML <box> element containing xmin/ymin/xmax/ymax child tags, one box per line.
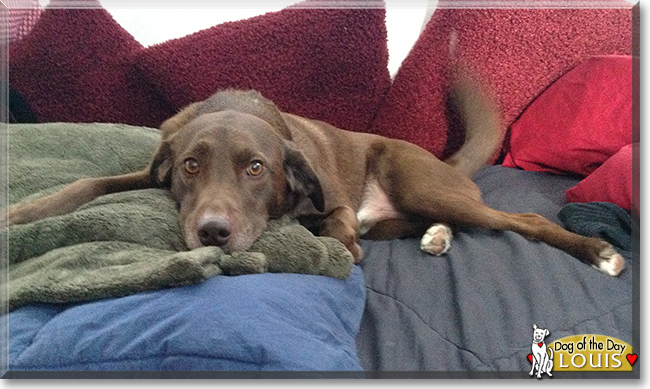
<box><xmin>370</xmin><ymin>6</ymin><xmax>633</xmax><ymax>160</ymax></box>
<box><xmin>9</xmin><ymin>0</ymin><xmax>173</xmax><ymax>127</ymax></box>
<box><xmin>4</xmin><ymin>0</ymin><xmax>42</xmax><ymax>43</ymax></box>
<box><xmin>502</xmin><ymin>55</ymin><xmax>633</xmax><ymax>176</ymax></box>
<box><xmin>566</xmin><ymin>143</ymin><xmax>635</xmax><ymax>212</ymax></box>
<box><xmin>132</xmin><ymin>2</ymin><xmax>390</xmax><ymax>132</ymax></box>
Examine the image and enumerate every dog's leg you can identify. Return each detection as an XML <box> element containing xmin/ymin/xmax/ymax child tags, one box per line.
<box><xmin>420</xmin><ymin>223</ymin><xmax>453</xmax><ymax>255</ymax></box>
<box><xmin>529</xmin><ymin>356</ymin><xmax>537</xmax><ymax>376</ymax></box>
<box><xmin>537</xmin><ymin>353</ymin><xmax>547</xmax><ymax>378</ymax></box>
<box><xmin>545</xmin><ymin>349</ymin><xmax>554</xmax><ymax>377</ymax></box>
<box><xmin>380</xmin><ymin>146</ymin><xmax>625</xmax><ymax>276</ymax></box>
<box><xmin>319</xmin><ymin>205</ymin><xmax>363</xmax><ymax>263</ymax></box>
<box><xmin>438</xmin><ymin>201</ymin><xmax>621</xmax><ymax>276</ymax></box>
<box><xmin>2</xmin><ymin>169</ymin><xmax>154</xmax><ymax>227</ymax></box>
<box><xmin>420</xmin><ymin>198</ymin><xmax>622</xmax><ymax>276</ymax></box>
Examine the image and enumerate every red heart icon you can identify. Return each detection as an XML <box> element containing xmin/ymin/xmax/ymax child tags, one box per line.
<box><xmin>538</xmin><ymin>342</ymin><xmax>543</xmax><ymax>347</ymax></box>
<box><xmin>528</xmin><ymin>354</ymin><xmax>533</xmax><ymax>363</ymax></box>
<box><xmin>626</xmin><ymin>354</ymin><xmax>637</xmax><ymax>366</ymax></box>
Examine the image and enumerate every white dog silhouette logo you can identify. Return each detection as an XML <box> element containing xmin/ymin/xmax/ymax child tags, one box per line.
<box><xmin>529</xmin><ymin>324</ymin><xmax>554</xmax><ymax>378</ymax></box>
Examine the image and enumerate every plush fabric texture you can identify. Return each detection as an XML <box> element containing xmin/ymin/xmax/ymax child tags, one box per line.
<box><xmin>132</xmin><ymin>1</ymin><xmax>391</xmax><ymax>132</ymax></box>
<box><xmin>8</xmin><ymin>0</ymin><xmax>173</xmax><ymax>127</ymax></box>
<box><xmin>6</xmin><ymin>122</ymin><xmax>364</xmax><ymax>372</ymax></box>
<box><xmin>558</xmin><ymin>202</ymin><xmax>632</xmax><ymax>257</ymax></box>
<box><xmin>1</xmin><ymin>0</ymin><xmax>43</xmax><ymax>42</ymax></box>
<box><xmin>502</xmin><ymin>56</ymin><xmax>633</xmax><ymax>176</ymax></box>
<box><xmin>565</xmin><ymin>143</ymin><xmax>635</xmax><ymax>212</ymax></box>
<box><xmin>370</xmin><ymin>6</ymin><xmax>633</xmax><ymax>160</ymax></box>
<box><xmin>5</xmin><ymin>123</ymin><xmax>353</xmax><ymax>312</ymax></box>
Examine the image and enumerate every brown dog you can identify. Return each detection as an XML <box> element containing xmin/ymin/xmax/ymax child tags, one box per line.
<box><xmin>3</xmin><ymin>79</ymin><xmax>624</xmax><ymax>276</ymax></box>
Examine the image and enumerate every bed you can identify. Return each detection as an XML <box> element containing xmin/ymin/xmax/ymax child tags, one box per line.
<box><xmin>2</xmin><ymin>0</ymin><xmax>638</xmax><ymax>378</ymax></box>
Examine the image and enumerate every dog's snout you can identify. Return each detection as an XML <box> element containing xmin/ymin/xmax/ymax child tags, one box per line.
<box><xmin>197</xmin><ymin>216</ymin><xmax>232</xmax><ymax>247</ymax></box>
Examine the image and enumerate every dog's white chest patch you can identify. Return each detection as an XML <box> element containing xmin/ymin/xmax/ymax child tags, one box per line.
<box><xmin>356</xmin><ymin>179</ymin><xmax>403</xmax><ymax>236</ymax></box>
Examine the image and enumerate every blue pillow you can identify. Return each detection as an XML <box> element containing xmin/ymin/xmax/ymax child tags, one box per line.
<box><xmin>8</xmin><ymin>266</ymin><xmax>366</xmax><ymax>373</ymax></box>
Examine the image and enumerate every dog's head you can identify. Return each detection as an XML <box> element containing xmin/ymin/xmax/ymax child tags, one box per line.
<box><xmin>150</xmin><ymin>90</ymin><xmax>324</xmax><ymax>253</ymax></box>
<box><xmin>532</xmin><ymin>324</ymin><xmax>550</xmax><ymax>344</ymax></box>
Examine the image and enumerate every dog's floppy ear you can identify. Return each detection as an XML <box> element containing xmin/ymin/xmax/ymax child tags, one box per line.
<box><xmin>149</xmin><ymin>140</ymin><xmax>173</xmax><ymax>187</ymax></box>
<box><xmin>159</xmin><ymin>102</ymin><xmax>202</xmax><ymax>139</ymax></box>
<box><xmin>283</xmin><ymin>144</ymin><xmax>324</xmax><ymax>212</ymax></box>
<box><xmin>151</xmin><ymin>102</ymin><xmax>201</xmax><ymax>187</ymax></box>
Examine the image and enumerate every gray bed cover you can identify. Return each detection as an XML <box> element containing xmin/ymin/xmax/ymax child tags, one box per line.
<box><xmin>356</xmin><ymin>165</ymin><xmax>635</xmax><ymax>376</ymax></box>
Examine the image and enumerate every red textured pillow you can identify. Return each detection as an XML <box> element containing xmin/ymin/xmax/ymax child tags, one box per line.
<box><xmin>370</xmin><ymin>6</ymin><xmax>633</xmax><ymax>160</ymax></box>
<box><xmin>132</xmin><ymin>2</ymin><xmax>390</xmax><ymax>132</ymax></box>
<box><xmin>566</xmin><ymin>143</ymin><xmax>635</xmax><ymax>212</ymax></box>
<box><xmin>9</xmin><ymin>0</ymin><xmax>173</xmax><ymax>127</ymax></box>
<box><xmin>503</xmin><ymin>56</ymin><xmax>633</xmax><ymax>176</ymax></box>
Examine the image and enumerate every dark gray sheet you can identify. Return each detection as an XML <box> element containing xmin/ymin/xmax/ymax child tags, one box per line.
<box><xmin>356</xmin><ymin>165</ymin><xmax>634</xmax><ymax>373</ymax></box>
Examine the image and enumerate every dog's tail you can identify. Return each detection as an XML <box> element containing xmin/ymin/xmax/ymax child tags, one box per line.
<box><xmin>443</xmin><ymin>69</ymin><xmax>502</xmax><ymax>178</ymax></box>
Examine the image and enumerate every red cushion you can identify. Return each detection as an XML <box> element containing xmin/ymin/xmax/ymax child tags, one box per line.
<box><xmin>9</xmin><ymin>0</ymin><xmax>173</xmax><ymax>127</ymax></box>
<box><xmin>132</xmin><ymin>2</ymin><xmax>391</xmax><ymax>132</ymax></box>
<box><xmin>503</xmin><ymin>55</ymin><xmax>633</xmax><ymax>176</ymax></box>
<box><xmin>566</xmin><ymin>143</ymin><xmax>635</xmax><ymax>212</ymax></box>
<box><xmin>370</xmin><ymin>6</ymin><xmax>633</xmax><ymax>160</ymax></box>
<box><xmin>4</xmin><ymin>0</ymin><xmax>42</xmax><ymax>43</ymax></box>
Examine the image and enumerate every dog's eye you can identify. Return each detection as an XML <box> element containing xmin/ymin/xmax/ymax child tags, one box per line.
<box><xmin>184</xmin><ymin>158</ymin><xmax>200</xmax><ymax>174</ymax></box>
<box><xmin>247</xmin><ymin>161</ymin><xmax>264</xmax><ymax>176</ymax></box>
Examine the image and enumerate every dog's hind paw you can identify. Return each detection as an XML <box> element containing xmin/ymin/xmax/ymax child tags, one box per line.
<box><xmin>420</xmin><ymin>223</ymin><xmax>452</xmax><ymax>256</ymax></box>
<box><xmin>592</xmin><ymin>244</ymin><xmax>625</xmax><ymax>277</ymax></box>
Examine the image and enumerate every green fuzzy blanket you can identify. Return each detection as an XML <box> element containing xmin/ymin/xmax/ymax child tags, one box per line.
<box><xmin>2</xmin><ymin>123</ymin><xmax>353</xmax><ymax>311</ymax></box>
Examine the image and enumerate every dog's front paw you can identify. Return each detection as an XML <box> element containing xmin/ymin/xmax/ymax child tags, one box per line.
<box><xmin>420</xmin><ymin>223</ymin><xmax>452</xmax><ymax>256</ymax></box>
<box><xmin>592</xmin><ymin>243</ymin><xmax>625</xmax><ymax>277</ymax></box>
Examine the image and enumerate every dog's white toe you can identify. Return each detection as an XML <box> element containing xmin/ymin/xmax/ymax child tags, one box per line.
<box><xmin>592</xmin><ymin>245</ymin><xmax>625</xmax><ymax>277</ymax></box>
<box><xmin>420</xmin><ymin>223</ymin><xmax>452</xmax><ymax>256</ymax></box>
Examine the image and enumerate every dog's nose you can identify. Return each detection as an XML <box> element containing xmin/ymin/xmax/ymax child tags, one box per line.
<box><xmin>197</xmin><ymin>216</ymin><xmax>232</xmax><ymax>247</ymax></box>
